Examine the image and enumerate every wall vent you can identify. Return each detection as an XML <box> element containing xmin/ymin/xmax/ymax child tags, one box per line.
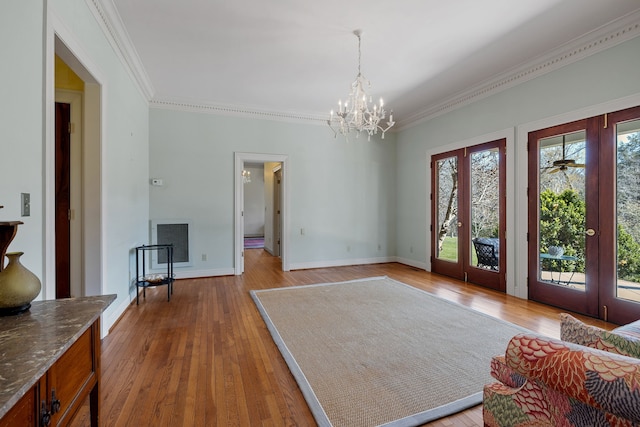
<box><xmin>150</xmin><ymin>220</ymin><xmax>192</xmax><ymax>268</ymax></box>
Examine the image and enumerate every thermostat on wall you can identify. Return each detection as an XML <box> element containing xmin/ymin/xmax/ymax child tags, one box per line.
<box><xmin>150</xmin><ymin>178</ymin><xmax>164</xmax><ymax>186</ymax></box>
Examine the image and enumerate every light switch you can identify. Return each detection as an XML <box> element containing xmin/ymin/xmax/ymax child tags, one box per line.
<box><xmin>150</xmin><ymin>178</ymin><xmax>164</xmax><ymax>186</ymax></box>
<box><xmin>21</xmin><ymin>193</ymin><xmax>30</xmax><ymax>217</ymax></box>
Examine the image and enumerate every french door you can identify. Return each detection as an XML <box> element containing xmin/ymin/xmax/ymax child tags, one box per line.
<box><xmin>528</xmin><ymin>106</ymin><xmax>640</xmax><ymax>325</ymax></box>
<box><xmin>431</xmin><ymin>139</ymin><xmax>506</xmax><ymax>292</ymax></box>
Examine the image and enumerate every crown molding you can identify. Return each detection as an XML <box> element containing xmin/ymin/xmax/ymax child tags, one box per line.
<box><xmin>86</xmin><ymin>0</ymin><xmax>155</xmax><ymax>101</ymax></box>
<box><xmin>149</xmin><ymin>99</ymin><xmax>328</xmax><ymax>125</ymax></box>
<box><xmin>396</xmin><ymin>9</ymin><xmax>640</xmax><ymax>130</ymax></box>
<box><xmin>84</xmin><ymin>1</ymin><xmax>639</xmax><ymax>129</ymax></box>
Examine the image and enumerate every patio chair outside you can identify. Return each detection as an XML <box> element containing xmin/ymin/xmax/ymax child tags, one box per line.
<box><xmin>472</xmin><ymin>238</ymin><xmax>499</xmax><ymax>270</ymax></box>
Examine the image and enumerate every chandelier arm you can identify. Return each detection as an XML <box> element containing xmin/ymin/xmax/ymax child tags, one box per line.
<box><xmin>327</xmin><ymin>119</ymin><xmax>338</xmax><ymax>139</ymax></box>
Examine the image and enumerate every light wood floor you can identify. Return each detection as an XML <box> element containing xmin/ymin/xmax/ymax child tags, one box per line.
<box><xmin>74</xmin><ymin>249</ymin><xmax>616</xmax><ymax>426</ymax></box>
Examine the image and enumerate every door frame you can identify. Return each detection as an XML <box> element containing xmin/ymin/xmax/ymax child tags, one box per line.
<box><xmin>272</xmin><ymin>166</ymin><xmax>282</xmax><ymax>257</ymax></box>
<box><xmin>47</xmin><ymin>23</ymin><xmax>104</xmax><ymax>301</ymax></box>
<box><xmin>515</xmin><ymin>94</ymin><xmax>640</xmax><ymax>302</ymax></box>
<box><xmin>234</xmin><ymin>152</ymin><xmax>289</xmax><ymax>274</ymax></box>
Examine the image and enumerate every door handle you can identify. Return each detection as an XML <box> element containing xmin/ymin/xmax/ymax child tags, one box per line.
<box><xmin>457</xmin><ymin>222</ymin><xmax>462</xmax><ymax>228</ymax></box>
<box><xmin>585</xmin><ymin>228</ymin><xmax>596</xmax><ymax>236</ymax></box>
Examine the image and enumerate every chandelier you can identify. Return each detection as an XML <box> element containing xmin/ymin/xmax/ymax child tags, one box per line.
<box><xmin>242</xmin><ymin>170</ymin><xmax>251</xmax><ymax>184</ymax></box>
<box><xmin>328</xmin><ymin>30</ymin><xmax>394</xmax><ymax>141</ymax></box>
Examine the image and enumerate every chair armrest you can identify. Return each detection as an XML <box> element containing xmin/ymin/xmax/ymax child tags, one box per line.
<box><xmin>505</xmin><ymin>333</ymin><xmax>640</xmax><ymax>423</ymax></box>
<box><xmin>489</xmin><ymin>355</ymin><xmax>526</xmax><ymax>389</ymax></box>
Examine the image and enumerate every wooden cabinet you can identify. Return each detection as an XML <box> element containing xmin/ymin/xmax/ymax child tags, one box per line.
<box><xmin>0</xmin><ymin>296</ymin><xmax>114</xmax><ymax>427</ymax></box>
<box><xmin>46</xmin><ymin>322</ymin><xmax>99</xmax><ymax>426</ymax></box>
<box><xmin>0</xmin><ymin>387</ymin><xmax>36</xmax><ymax>427</ymax></box>
<box><xmin>0</xmin><ymin>320</ymin><xmax>100</xmax><ymax>427</ymax></box>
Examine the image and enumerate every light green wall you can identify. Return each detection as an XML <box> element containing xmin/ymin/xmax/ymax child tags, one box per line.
<box><xmin>0</xmin><ymin>2</ymin><xmax>45</xmax><ymax>285</ymax></box>
<box><xmin>50</xmin><ymin>0</ymin><xmax>150</xmax><ymax>325</ymax></box>
<box><xmin>0</xmin><ymin>1</ymin><xmax>150</xmax><ymax>331</ymax></box>
<box><xmin>149</xmin><ymin>109</ymin><xmax>397</xmax><ymax>271</ymax></box>
<box><xmin>396</xmin><ymin>36</ymin><xmax>640</xmax><ymax>294</ymax></box>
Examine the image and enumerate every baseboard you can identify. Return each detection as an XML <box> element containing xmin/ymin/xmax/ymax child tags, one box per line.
<box><xmin>174</xmin><ymin>268</ymin><xmax>235</xmax><ymax>279</ymax></box>
<box><xmin>395</xmin><ymin>257</ymin><xmax>428</xmax><ymax>271</ymax></box>
<box><xmin>102</xmin><ymin>294</ymin><xmax>132</xmax><ymax>339</ymax></box>
<box><xmin>290</xmin><ymin>256</ymin><xmax>397</xmax><ymax>271</ymax></box>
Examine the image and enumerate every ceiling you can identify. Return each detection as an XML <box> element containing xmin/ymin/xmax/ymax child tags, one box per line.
<box><xmin>110</xmin><ymin>0</ymin><xmax>640</xmax><ymax>128</ymax></box>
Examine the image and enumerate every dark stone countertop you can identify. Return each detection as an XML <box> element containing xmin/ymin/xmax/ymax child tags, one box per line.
<box><xmin>0</xmin><ymin>295</ymin><xmax>115</xmax><ymax>419</ymax></box>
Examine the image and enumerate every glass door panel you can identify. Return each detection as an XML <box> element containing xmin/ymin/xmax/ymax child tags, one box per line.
<box><xmin>470</xmin><ymin>148</ymin><xmax>500</xmax><ymax>271</ymax></box>
<box><xmin>435</xmin><ymin>156</ymin><xmax>459</xmax><ymax>263</ymax></box>
<box><xmin>466</xmin><ymin>141</ymin><xmax>506</xmax><ymax>291</ymax></box>
<box><xmin>537</xmin><ymin>131</ymin><xmax>586</xmax><ymax>290</ymax></box>
<box><xmin>615</xmin><ymin>119</ymin><xmax>640</xmax><ymax>303</ymax></box>
<box><xmin>528</xmin><ymin>119</ymin><xmax>599</xmax><ymax>317</ymax></box>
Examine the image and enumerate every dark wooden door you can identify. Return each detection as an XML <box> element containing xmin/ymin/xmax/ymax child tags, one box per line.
<box><xmin>599</xmin><ymin>106</ymin><xmax>640</xmax><ymax>324</ymax></box>
<box><xmin>528</xmin><ymin>106</ymin><xmax>640</xmax><ymax>324</ymax></box>
<box><xmin>527</xmin><ymin>118</ymin><xmax>600</xmax><ymax>317</ymax></box>
<box><xmin>431</xmin><ymin>149</ymin><xmax>464</xmax><ymax>280</ymax></box>
<box><xmin>55</xmin><ymin>102</ymin><xmax>71</xmax><ymax>299</ymax></box>
<box><xmin>431</xmin><ymin>139</ymin><xmax>506</xmax><ymax>292</ymax></box>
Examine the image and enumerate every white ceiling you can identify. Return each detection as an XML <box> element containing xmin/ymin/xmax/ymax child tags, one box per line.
<box><xmin>110</xmin><ymin>0</ymin><xmax>640</xmax><ymax>127</ymax></box>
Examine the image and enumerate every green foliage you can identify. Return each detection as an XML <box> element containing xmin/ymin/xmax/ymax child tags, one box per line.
<box><xmin>539</xmin><ymin>188</ymin><xmax>640</xmax><ymax>281</ymax></box>
<box><xmin>539</xmin><ymin>189</ymin><xmax>585</xmax><ymax>271</ymax></box>
<box><xmin>617</xmin><ymin>224</ymin><xmax>640</xmax><ymax>282</ymax></box>
<box><xmin>438</xmin><ymin>237</ymin><xmax>458</xmax><ymax>262</ymax></box>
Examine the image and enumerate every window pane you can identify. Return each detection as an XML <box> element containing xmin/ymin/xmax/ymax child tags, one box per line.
<box><xmin>470</xmin><ymin>148</ymin><xmax>499</xmax><ymax>270</ymax></box>
<box><xmin>435</xmin><ymin>157</ymin><xmax>458</xmax><ymax>261</ymax></box>
<box><xmin>538</xmin><ymin>131</ymin><xmax>586</xmax><ymax>290</ymax></box>
<box><xmin>616</xmin><ymin>119</ymin><xmax>640</xmax><ymax>303</ymax></box>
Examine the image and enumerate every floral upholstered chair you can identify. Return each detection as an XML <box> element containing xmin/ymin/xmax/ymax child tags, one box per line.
<box><xmin>483</xmin><ymin>314</ymin><xmax>640</xmax><ymax>426</ymax></box>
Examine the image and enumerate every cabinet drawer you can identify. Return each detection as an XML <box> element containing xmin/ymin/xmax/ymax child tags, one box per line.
<box><xmin>50</xmin><ymin>326</ymin><xmax>95</xmax><ymax>424</ymax></box>
<box><xmin>0</xmin><ymin>387</ymin><xmax>36</xmax><ymax>427</ymax></box>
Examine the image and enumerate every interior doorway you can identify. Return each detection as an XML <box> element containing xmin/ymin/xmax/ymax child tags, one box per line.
<box><xmin>242</xmin><ymin>162</ymin><xmax>282</xmax><ymax>257</ymax></box>
<box><xmin>234</xmin><ymin>153</ymin><xmax>289</xmax><ymax>275</ymax></box>
<box><xmin>50</xmin><ymin>35</ymin><xmax>103</xmax><ymax>298</ymax></box>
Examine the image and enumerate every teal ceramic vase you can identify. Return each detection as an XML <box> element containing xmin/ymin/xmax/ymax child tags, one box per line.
<box><xmin>0</xmin><ymin>252</ymin><xmax>41</xmax><ymax>315</ymax></box>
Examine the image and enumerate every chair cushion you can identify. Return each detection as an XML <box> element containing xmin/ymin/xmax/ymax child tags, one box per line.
<box><xmin>614</xmin><ymin>319</ymin><xmax>640</xmax><ymax>339</ymax></box>
<box><xmin>560</xmin><ymin>313</ymin><xmax>640</xmax><ymax>359</ymax></box>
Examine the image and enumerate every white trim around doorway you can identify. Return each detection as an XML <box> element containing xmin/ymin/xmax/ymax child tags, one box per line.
<box><xmin>234</xmin><ymin>153</ymin><xmax>290</xmax><ymax>274</ymax></box>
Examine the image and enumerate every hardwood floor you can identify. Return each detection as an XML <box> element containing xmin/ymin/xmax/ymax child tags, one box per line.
<box><xmin>76</xmin><ymin>249</ymin><xmax>617</xmax><ymax>426</ymax></box>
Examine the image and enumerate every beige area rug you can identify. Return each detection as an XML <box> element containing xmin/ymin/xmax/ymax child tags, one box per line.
<box><xmin>251</xmin><ymin>276</ymin><xmax>530</xmax><ymax>427</ymax></box>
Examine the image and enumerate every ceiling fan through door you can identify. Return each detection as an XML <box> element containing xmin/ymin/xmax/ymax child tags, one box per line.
<box><xmin>548</xmin><ymin>135</ymin><xmax>585</xmax><ymax>173</ymax></box>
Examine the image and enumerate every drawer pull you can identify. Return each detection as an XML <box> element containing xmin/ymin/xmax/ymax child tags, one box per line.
<box><xmin>41</xmin><ymin>401</ymin><xmax>51</xmax><ymax>426</ymax></box>
<box><xmin>51</xmin><ymin>389</ymin><xmax>61</xmax><ymax>414</ymax></box>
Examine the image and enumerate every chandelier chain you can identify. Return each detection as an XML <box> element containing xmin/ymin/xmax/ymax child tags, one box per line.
<box><xmin>357</xmin><ymin>31</ymin><xmax>362</xmax><ymax>76</ymax></box>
